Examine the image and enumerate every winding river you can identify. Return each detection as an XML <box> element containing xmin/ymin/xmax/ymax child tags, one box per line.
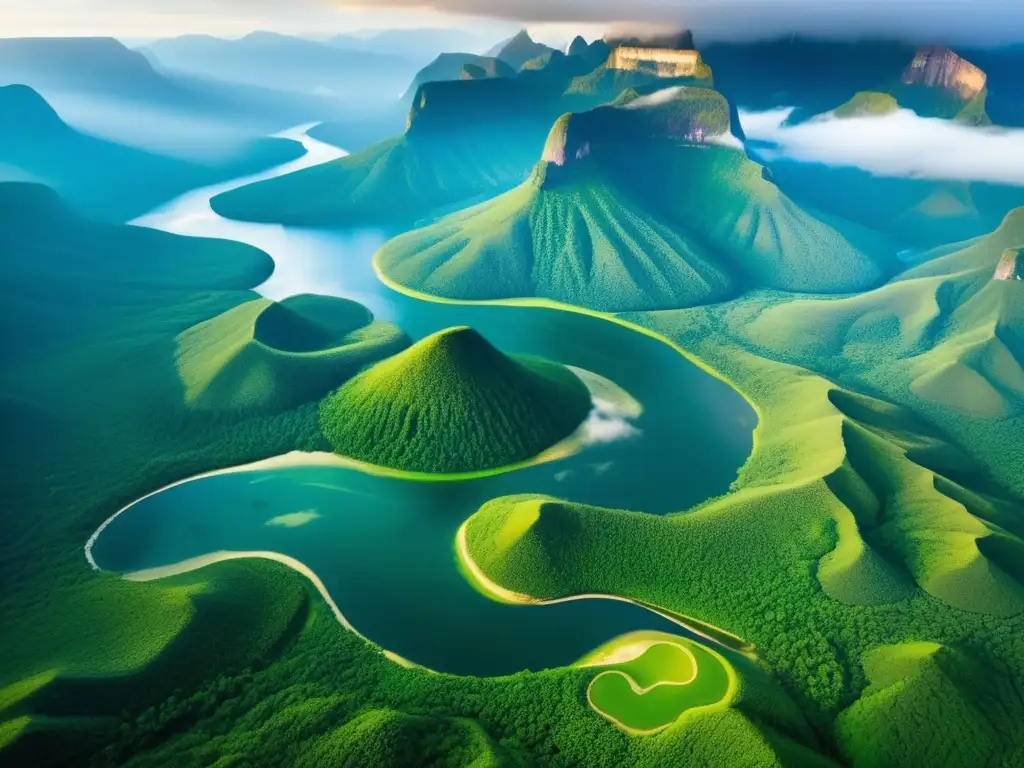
<box><xmin>89</xmin><ymin>125</ymin><xmax>757</xmax><ymax>676</ymax></box>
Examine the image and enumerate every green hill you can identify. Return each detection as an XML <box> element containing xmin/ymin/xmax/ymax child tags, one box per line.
<box><xmin>175</xmin><ymin>294</ymin><xmax>409</xmax><ymax>415</ymax></box>
<box><xmin>836</xmin><ymin>643</ymin><xmax>1021</xmax><ymax>767</ymax></box>
<box><xmin>376</xmin><ymin>87</ymin><xmax>893</xmax><ymax>311</ymax></box>
<box><xmin>318</xmin><ymin>326</ymin><xmax>591</xmax><ymax>473</ymax></box>
<box><xmin>0</xmin><ymin>182</ymin><xmax>273</xmax><ymax>362</ymax></box>
<box><xmin>833</xmin><ymin>91</ymin><xmax>900</xmax><ymax>117</ymax></box>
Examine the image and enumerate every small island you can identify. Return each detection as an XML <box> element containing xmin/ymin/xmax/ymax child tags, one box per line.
<box><xmin>318</xmin><ymin>326</ymin><xmax>592</xmax><ymax>474</ymax></box>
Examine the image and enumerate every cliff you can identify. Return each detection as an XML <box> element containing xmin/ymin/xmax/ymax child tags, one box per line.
<box><xmin>541</xmin><ymin>86</ymin><xmax>731</xmax><ymax>168</ymax></box>
<box><xmin>607</xmin><ymin>47</ymin><xmax>709</xmax><ymax>78</ymax></box>
<box><xmin>902</xmin><ymin>46</ymin><xmax>987</xmax><ymax>99</ymax></box>
<box><xmin>994</xmin><ymin>248</ymin><xmax>1024</xmax><ymax>281</ymax></box>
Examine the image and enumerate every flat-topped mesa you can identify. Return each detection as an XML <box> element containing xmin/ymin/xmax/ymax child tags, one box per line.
<box><xmin>902</xmin><ymin>46</ymin><xmax>987</xmax><ymax>98</ymax></box>
<box><xmin>607</xmin><ymin>47</ymin><xmax>707</xmax><ymax>78</ymax></box>
<box><xmin>994</xmin><ymin>248</ymin><xmax>1024</xmax><ymax>281</ymax></box>
<box><xmin>541</xmin><ymin>86</ymin><xmax>731</xmax><ymax>170</ymax></box>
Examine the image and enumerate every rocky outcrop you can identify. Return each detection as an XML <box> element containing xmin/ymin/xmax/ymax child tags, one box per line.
<box><xmin>541</xmin><ymin>86</ymin><xmax>730</xmax><ymax>168</ymax></box>
<box><xmin>902</xmin><ymin>46</ymin><xmax>986</xmax><ymax>99</ymax></box>
<box><xmin>994</xmin><ymin>248</ymin><xmax>1024</xmax><ymax>281</ymax></box>
<box><xmin>607</xmin><ymin>47</ymin><xmax>708</xmax><ymax>78</ymax></box>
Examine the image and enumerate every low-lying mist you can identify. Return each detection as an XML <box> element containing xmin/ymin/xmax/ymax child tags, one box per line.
<box><xmin>740</xmin><ymin>107</ymin><xmax>1024</xmax><ymax>186</ymax></box>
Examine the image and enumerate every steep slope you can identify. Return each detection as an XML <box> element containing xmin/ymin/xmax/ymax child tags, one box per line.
<box><xmin>565</xmin><ymin>40</ymin><xmax>713</xmax><ymax>107</ymax></box>
<box><xmin>700</xmin><ymin>38</ymin><xmax>917</xmax><ymax>113</ymax></box>
<box><xmin>493</xmin><ymin>30</ymin><xmax>555</xmax><ymax>71</ymax></box>
<box><xmin>377</xmin><ymin>87</ymin><xmax>892</xmax><ymax>311</ymax></box>
<box><xmin>0</xmin><ymin>85</ymin><xmax>299</xmax><ymax>222</ymax></box>
<box><xmin>814</xmin><ymin>46</ymin><xmax>990</xmax><ymax>125</ymax></box>
<box><xmin>836</xmin><ymin>643</ymin><xmax>1022</xmax><ymax>767</ymax></box>
<box><xmin>401</xmin><ymin>52</ymin><xmax>514</xmax><ymax>100</ymax></box>
<box><xmin>210</xmin><ymin>37</ymin><xmax>709</xmax><ymax>228</ymax></box>
<box><xmin>319</xmin><ymin>326</ymin><xmax>591</xmax><ymax>473</ymax></box>
<box><xmin>0</xmin><ymin>182</ymin><xmax>272</xmax><ymax>361</ymax></box>
<box><xmin>176</xmin><ymin>295</ymin><xmax>409</xmax><ymax>415</ymax></box>
<box><xmin>211</xmin><ymin>123</ymin><xmax>540</xmax><ymax>227</ymax></box>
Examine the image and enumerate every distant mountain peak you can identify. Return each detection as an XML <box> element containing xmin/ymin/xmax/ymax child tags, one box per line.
<box><xmin>902</xmin><ymin>45</ymin><xmax>987</xmax><ymax>98</ymax></box>
<box><xmin>568</xmin><ymin>35</ymin><xmax>589</xmax><ymax>58</ymax></box>
<box><xmin>495</xmin><ymin>29</ymin><xmax>553</xmax><ymax>70</ymax></box>
<box><xmin>994</xmin><ymin>248</ymin><xmax>1024</xmax><ymax>281</ymax></box>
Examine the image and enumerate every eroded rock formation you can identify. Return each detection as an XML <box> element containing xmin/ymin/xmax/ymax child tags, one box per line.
<box><xmin>902</xmin><ymin>46</ymin><xmax>986</xmax><ymax>98</ymax></box>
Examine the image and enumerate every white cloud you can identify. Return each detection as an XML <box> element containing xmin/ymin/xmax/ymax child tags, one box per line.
<box><xmin>740</xmin><ymin>107</ymin><xmax>1024</xmax><ymax>186</ymax></box>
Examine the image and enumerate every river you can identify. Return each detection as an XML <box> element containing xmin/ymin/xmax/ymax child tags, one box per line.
<box><xmin>89</xmin><ymin>125</ymin><xmax>756</xmax><ymax>676</ymax></box>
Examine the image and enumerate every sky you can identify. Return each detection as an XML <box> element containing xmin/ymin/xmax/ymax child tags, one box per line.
<box><xmin>2</xmin><ymin>0</ymin><xmax>1024</xmax><ymax>45</ymax></box>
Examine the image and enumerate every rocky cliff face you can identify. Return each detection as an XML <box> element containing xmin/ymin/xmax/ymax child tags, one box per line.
<box><xmin>541</xmin><ymin>86</ymin><xmax>730</xmax><ymax>168</ymax></box>
<box><xmin>607</xmin><ymin>47</ymin><xmax>708</xmax><ymax>78</ymax></box>
<box><xmin>902</xmin><ymin>46</ymin><xmax>987</xmax><ymax>98</ymax></box>
<box><xmin>994</xmin><ymin>248</ymin><xmax>1024</xmax><ymax>281</ymax></box>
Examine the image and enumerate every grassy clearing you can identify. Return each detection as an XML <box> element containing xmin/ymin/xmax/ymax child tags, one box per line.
<box><xmin>580</xmin><ymin>632</ymin><xmax>733</xmax><ymax>735</ymax></box>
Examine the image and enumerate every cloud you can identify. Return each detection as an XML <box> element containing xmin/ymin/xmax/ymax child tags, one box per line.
<box><xmin>740</xmin><ymin>107</ymin><xmax>1024</xmax><ymax>185</ymax></box>
<box><xmin>8</xmin><ymin>0</ymin><xmax>1024</xmax><ymax>44</ymax></box>
<box><xmin>333</xmin><ymin>0</ymin><xmax>1024</xmax><ymax>44</ymax></box>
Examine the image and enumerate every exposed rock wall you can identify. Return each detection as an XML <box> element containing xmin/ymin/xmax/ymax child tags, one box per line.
<box><xmin>902</xmin><ymin>46</ymin><xmax>986</xmax><ymax>98</ymax></box>
<box><xmin>994</xmin><ymin>248</ymin><xmax>1024</xmax><ymax>281</ymax></box>
<box><xmin>607</xmin><ymin>47</ymin><xmax>706</xmax><ymax>78</ymax></box>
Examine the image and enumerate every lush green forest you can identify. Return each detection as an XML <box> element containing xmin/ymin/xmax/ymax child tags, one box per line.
<box><xmin>4</xmin><ymin>30</ymin><xmax>1024</xmax><ymax>768</ymax></box>
<box><xmin>319</xmin><ymin>326</ymin><xmax>592</xmax><ymax>473</ymax></box>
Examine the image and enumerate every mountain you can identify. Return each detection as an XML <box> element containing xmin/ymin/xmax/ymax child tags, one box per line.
<box><xmin>143</xmin><ymin>32</ymin><xmax>419</xmax><ymax>106</ymax></box>
<box><xmin>493</xmin><ymin>30</ymin><xmax>556</xmax><ymax>71</ymax></box>
<box><xmin>0</xmin><ymin>85</ymin><xmax>302</xmax><ymax>222</ymax></box>
<box><xmin>401</xmin><ymin>53</ymin><xmax>514</xmax><ymax>101</ymax></box>
<box><xmin>0</xmin><ymin>36</ymin><xmax>171</xmax><ymax>97</ymax></box>
<box><xmin>701</xmin><ymin>37</ymin><xmax>917</xmax><ymax>113</ymax></box>
<box><xmin>211</xmin><ymin>37</ymin><xmax>723</xmax><ymax>228</ymax></box>
<box><xmin>318</xmin><ymin>326</ymin><xmax>592</xmax><ymax>473</ymax></box>
<box><xmin>210</xmin><ymin>74</ymin><xmax>561</xmax><ymax>227</ymax></box>
<box><xmin>175</xmin><ymin>294</ymin><xmax>409</xmax><ymax>415</ymax></box>
<box><xmin>376</xmin><ymin>87</ymin><xmax>894</xmax><ymax>312</ymax></box>
<box><xmin>0</xmin><ymin>182</ymin><xmax>272</xmax><ymax>362</ymax></box>
<box><xmin>0</xmin><ymin>36</ymin><xmax>348</xmax><ymax>154</ymax></box>
<box><xmin>825</xmin><ymin>46</ymin><xmax>990</xmax><ymax>125</ymax></box>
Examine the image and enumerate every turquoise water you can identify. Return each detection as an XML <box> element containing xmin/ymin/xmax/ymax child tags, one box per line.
<box><xmin>91</xmin><ymin>127</ymin><xmax>757</xmax><ymax>676</ymax></box>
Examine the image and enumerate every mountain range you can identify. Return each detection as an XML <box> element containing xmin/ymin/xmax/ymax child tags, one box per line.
<box><xmin>0</xmin><ymin>85</ymin><xmax>302</xmax><ymax>221</ymax></box>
